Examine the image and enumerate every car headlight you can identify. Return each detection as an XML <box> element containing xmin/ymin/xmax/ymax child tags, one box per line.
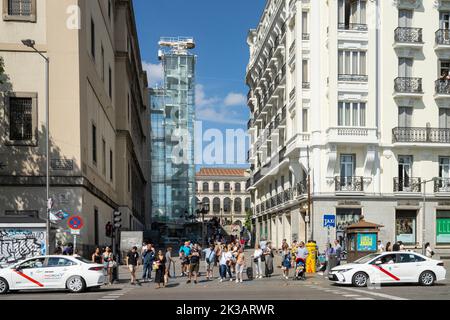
<box><xmin>337</xmin><ymin>269</ymin><xmax>353</xmax><ymax>273</ymax></box>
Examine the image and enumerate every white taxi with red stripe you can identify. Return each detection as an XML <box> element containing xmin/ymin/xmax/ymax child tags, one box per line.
<box><xmin>328</xmin><ymin>252</ymin><xmax>446</xmax><ymax>287</ymax></box>
<box><xmin>0</xmin><ymin>255</ymin><xmax>105</xmax><ymax>294</ymax></box>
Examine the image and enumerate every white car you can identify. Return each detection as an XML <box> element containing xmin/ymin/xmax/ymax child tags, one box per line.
<box><xmin>329</xmin><ymin>251</ymin><xmax>446</xmax><ymax>287</ymax></box>
<box><xmin>0</xmin><ymin>255</ymin><xmax>105</xmax><ymax>294</ymax></box>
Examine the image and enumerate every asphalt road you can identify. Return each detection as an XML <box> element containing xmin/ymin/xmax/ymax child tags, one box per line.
<box><xmin>1</xmin><ymin>259</ymin><xmax>449</xmax><ymax>301</ymax></box>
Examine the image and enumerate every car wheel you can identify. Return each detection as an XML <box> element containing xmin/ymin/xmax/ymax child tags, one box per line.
<box><xmin>0</xmin><ymin>278</ymin><xmax>9</xmax><ymax>294</ymax></box>
<box><xmin>419</xmin><ymin>271</ymin><xmax>435</xmax><ymax>286</ymax></box>
<box><xmin>352</xmin><ymin>272</ymin><xmax>369</xmax><ymax>287</ymax></box>
<box><xmin>66</xmin><ymin>276</ymin><xmax>86</xmax><ymax>293</ymax></box>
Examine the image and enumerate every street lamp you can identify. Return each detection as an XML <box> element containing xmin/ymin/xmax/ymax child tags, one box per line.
<box><xmin>196</xmin><ymin>200</ymin><xmax>209</xmax><ymax>246</ymax></box>
<box><xmin>421</xmin><ymin>178</ymin><xmax>436</xmax><ymax>255</ymax></box>
<box><xmin>22</xmin><ymin>39</ymin><xmax>51</xmax><ymax>254</ymax></box>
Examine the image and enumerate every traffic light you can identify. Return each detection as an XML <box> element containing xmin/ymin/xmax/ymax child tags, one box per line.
<box><xmin>105</xmin><ymin>221</ymin><xmax>113</xmax><ymax>238</ymax></box>
<box><xmin>113</xmin><ymin>211</ymin><xmax>122</xmax><ymax>229</ymax></box>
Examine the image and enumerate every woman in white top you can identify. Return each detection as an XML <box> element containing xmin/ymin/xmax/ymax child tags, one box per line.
<box><xmin>252</xmin><ymin>244</ymin><xmax>263</xmax><ymax>279</ymax></box>
<box><xmin>425</xmin><ymin>242</ymin><xmax>434</xmax><ymax>258</ymax></box>
<box><xmin>219</xmin><ymin>246</ymin><xmax>234</xmax><ymax>282</ymax></box>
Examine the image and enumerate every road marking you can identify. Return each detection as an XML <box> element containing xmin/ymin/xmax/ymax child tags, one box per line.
<box><xmin>339</xmin><ymin>287</ymin><xmax>409</xmax><ymax>300</ymax></box>
<box><xmin>355</xmin><ymin>297</ymin><xmax>375</xmax><ymax>300</ymax></box>
<box><xmin>343</xmin><ymin>294</ymin><xmax>360</xmax><ymax>297</ymax></box>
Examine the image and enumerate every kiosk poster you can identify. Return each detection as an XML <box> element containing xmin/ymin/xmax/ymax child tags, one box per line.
<box><xmin>357</xmin><ymin>233</ymin><xmax>377</xmax><ymax>251</ymax></box>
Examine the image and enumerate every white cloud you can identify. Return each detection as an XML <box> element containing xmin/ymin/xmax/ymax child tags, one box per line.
<box><xmin>142</xmin><ymin>61</ymin><xmax>164</xmax><ymax>87</ymax></box>
<box><xmin>224</xmin><ymin>93</ymin><xmax>246</xmax><ymax>106</ymax></box>
<box><xmin>195</xmin><ymin>84</ymin><xmax>220</xmax><ymax>107</ymax></box>
<box><xmin>195</xmin><ymin>84</ymin><xmax>248</xmax><ymax>125</ymax></box>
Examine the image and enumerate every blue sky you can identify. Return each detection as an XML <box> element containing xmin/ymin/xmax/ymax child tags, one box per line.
<box><xmin>134</xmin><ymin>0</ymin><xmax>266</xmax><ymax>168</ymax></box>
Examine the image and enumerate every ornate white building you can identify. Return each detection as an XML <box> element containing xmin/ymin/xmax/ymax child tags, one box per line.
<box><xmin>196</xmin><ymin>168</ymin><xmax>251</xmax><ymax>226</ymax></box>
<box><xmin>246</xmin><ymin>0</ymin><xmax>450</xmax><ymax>256</ymax></box>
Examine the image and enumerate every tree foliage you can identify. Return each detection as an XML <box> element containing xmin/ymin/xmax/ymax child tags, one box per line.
<box><xmin>0</xmin><ymin>57</ymin><xmax>4</xmax><ymax>84</ymax></box>
<box><xmin>244</xmin><ymin>209</ymin><xmax>252</xmax><ymax>231</ymax></box>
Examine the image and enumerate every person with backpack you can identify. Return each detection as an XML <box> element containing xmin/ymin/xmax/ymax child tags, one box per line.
<box><xmin>203</xmin><ymin>243</ymin><xmax>216</xmax><ymax>281</ymax></box>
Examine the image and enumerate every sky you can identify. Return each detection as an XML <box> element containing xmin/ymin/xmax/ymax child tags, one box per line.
<box><xmin>133</xmin><ymin>0</ymin><xmax>267</xmax><ymax>168</ymax></box>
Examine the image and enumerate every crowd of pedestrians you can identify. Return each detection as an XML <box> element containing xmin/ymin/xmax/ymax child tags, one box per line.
<box><xmin>115</xmin><ymin>236</ymin><xmax>439</xmax><ymax>289</ymax></box>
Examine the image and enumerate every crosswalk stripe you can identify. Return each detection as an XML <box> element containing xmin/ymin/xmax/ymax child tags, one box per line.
<box><xmin>355</xmin><ymin>297</ymin><xmax>375</xmax><ymax>300</ymax></box>
<box><xmin>343</xmin><ymin>294</ymin><xmax>360</xmax><ymax>297</ymax></box>
<box><xmin>339</xmin><ymin>287</ymin><xmax>409</xmax><ymax>301</ymax></box>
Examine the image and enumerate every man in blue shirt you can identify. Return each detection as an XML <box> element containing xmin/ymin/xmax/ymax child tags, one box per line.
<box><xmin>142</xmin><ymin>243</ymin><xmax>155</xmax><ymax>282</ymax></box>
<box><xmin>179</xmin><ymin>241</ymin><xmax>192</xmax><ymax>276</ymax></box>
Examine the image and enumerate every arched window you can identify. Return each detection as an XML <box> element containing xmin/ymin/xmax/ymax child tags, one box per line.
<box><xmin>223</xmin><ymin>198</ymin><xmax>231</xmax><ymax>213</ymax></box>
<box><xmin>213</xmin><ymin>198</ymin><xmax>220</xmax><ymax>213</ymax></box>
<box><xmin>203</xmin><ymin>182</ymin><xmax>209</xmax><ymax>192</ymax></box>
<box><xmin>224</xmin><ymin>183</ymin><xmax>231</xmax><ymax>192</ymax></box>
<box><xmin>202</xmin><ymin>197</ymin><xmax>210</xmax><ymax>213</ymax></box>
<box><xmin>235</xmin><ymin>183</ymin><xmax>241</xmax><ymax>192</ymax></box>
<box><xmin>213</xmin><ymin>182</ymin><xmax>220</xmax><ymax>192</ymax></box>
<box><xmin>234</xmin><ymin>198</ymin><xmax>242</xmax><ymax>213</ymax></box>
<box><xmin>245</xmin><ymin>198</ymin><xmax>251</xmax><ymax>211</ymax></box>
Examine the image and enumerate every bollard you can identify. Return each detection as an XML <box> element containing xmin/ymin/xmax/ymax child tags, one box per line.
<box><xmin>306</xmin><ymin>242</ymin><xmax>317</xmax><ymax>273</ymax></box>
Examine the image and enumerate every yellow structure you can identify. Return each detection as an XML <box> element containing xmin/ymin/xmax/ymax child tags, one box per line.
<box><xmin>306</xmin><ymin>242</ymin><xmax>317</xmax><ymax>273</ymax></box>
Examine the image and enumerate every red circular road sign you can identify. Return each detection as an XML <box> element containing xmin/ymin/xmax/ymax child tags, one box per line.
<box><xmin>68</xmin><ymin>216</ymin><xmax>84</xmax><ymax>230</ymax></box>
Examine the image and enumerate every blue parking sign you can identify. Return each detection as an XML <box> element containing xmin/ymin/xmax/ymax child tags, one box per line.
<box><xmin>323</xmin><ymin>215</ymin><xmax>336</xmax><ymax>228</ymax></box>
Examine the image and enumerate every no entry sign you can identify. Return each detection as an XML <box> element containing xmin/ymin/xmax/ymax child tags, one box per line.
<box><xmin>68</xmin><ymin>216</ymin><xmax>84</xmax><ymax>230</ymax></box>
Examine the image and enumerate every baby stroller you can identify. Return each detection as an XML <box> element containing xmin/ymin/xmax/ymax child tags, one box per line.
<box><xmin>294</xmin><ymin>258</ymin><xmax>306</xmax><ymax>281</ymax></box>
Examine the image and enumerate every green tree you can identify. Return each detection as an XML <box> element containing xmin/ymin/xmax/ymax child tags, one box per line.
<box><xmin>244</xmin><ymin>209</ymin><xmax>252</xmax><ymax>231</ymax></box>
<box><xmin>0</xmin><ymin>57</ymin><xmax>4</xmax><ymax>84</ymax></box>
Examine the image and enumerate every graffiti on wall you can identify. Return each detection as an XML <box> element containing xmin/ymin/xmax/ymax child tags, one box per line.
<box><xmin>0</xmin><ymin>229</ymin><xmax>46</xmax><ymax>267</ymax></box>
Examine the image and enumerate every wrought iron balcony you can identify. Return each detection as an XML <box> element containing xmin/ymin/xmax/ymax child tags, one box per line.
<box><xmin>335</xmin><ymin>176</ymin><xmax>364</xmax><ymax>192</ymax></box>
<box><xmin>394</xmin><ymin>27</ymin><xmax>423</xmax><ymax>44</ymax></box>
<box><xmin>289</xmin><ymin>88</ymin><xmax>296</xmax><ymax>101</ymax></box>
<box><xmin>338</xmin><ymin>74</ymin><xmax>368</xmax><ymax>82</ymax></box>
<box><xmin>435</xmin><ymin>79</ymin><xmax>450</xmax><ymax>95</ymax></box>
<box><xmin>394</xmin><ymin>77</ymin><xmax>423</xmax><ymax>94</ymax></box>
<box><xmin>289</xmin><ymin>40</ymin><xmax>296</xmax><ymax>56</ymax></box>
<box><xmin>393</xmin><ymin>127</ymin><xmax>450</xmax><ymax>144</ymax></box>
<box><xmin>281</xmin><ymin>105</ymin><xmax>287</xmax><ymax>120</ymax></box>
<box><xmin>394</xmin><ymin>177</ymin><xmax>422</xmax><ymax>193</ymax></box>
<box><xmin>338</xmin><ymin>23</ymin><xmax>368</xmax><ymax>31</ymax></box>
<box><xmin>435</xmin><ymin>29</ymin><xmax>450</xmax><ymax>46</ymax></box>
<box><xmin>434</xmin><ymin>178</ymin><xmax>450</xmax><ymax>193</ymax></box>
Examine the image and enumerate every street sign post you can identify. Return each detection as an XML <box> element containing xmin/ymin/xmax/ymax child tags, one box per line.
<box><xmin>68</xmin><ymin>216</ymin><xmax>84</xmax><ymax>254</ymax></box>
<box><xmin>323</xmin><ymin>215</ymin><xmax>336</xmax><ymax>247</ymax></box>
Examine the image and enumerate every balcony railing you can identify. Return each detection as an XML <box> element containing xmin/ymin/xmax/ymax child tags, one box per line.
<box><xmin>394</xmin><ymin>177</ymin><xmax>422</xmax><ymax>193</ymax></box>
<box><xmin>393</xmin><ymin>127</ymin><xmax>450</xmax><ymax>144</ymax></box>
<box><xmin>289</xmin><ymin>40</ymin><xmax>296</xmax><ymax>56</ymax></box>
<box><xmin>394</xmin><ymin>77</ymin><xmax>423</xmax><ymax>94</ymax></box>
<box><xmin>335</xmin><ymin>176</ymin><xmax>364</xmax><ymax>192</ymax></box>
<box><xmin>338</xmin><ymin>23</ymin><xmax>368</xmax><ymax>31</ymax></box>
<box><xmin>435</xmin><ymin>79</ymin><xmax>450</xmax><ymax>95</ymax></box>
<box><xmin>302</xmin><ymin>33</ymin><xmax>310</xmax><ymax>40</ymax></box>
<box><xmin>289</xmin><ymin>88</ymin><xmax>296</xmax><ymax>101</ymax></box>
<box><xmin>302</xmin><ymin>82</ymin><xmax>310</xmax><ymax>89</ymax></box>
<box><xmin>434</xmin><ymin>178</ymin><xmax>450</xmax><ymax>193</ymax></box>
<box><xmin>436</xmin><ymin>29</ymin><xmax>450</xmax><ymax>46</ymax></box>
<box><xmin>338</xmin><ymin>74</ymin><xmax>368</xmax><ymax>82</ymax></box>
<box><xmin>394</xmin><ymin>27</ymin><xmax>423</xmax><ymax>44</ymax></box>
<box><xmin>281</xmin><ymin>105</ymin><xmax>287</xmax><ymax>120</ymax></box>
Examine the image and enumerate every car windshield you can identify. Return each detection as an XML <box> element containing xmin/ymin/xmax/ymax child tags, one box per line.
<box><xmin>354</xmin><ymin>253</ymin><xmax>381</xmax><ymax>264</ymax></box>
<box><xmin>75</xmin><ymin>257</ymin><xmax>96</xmax><ymax>264</ymax></box>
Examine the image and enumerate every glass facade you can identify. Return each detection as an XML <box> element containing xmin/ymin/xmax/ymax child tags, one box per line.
<box><xmin>150</xmin><ymin>52</ymin><xmax>196</xmax><ymax>223</ymax></box>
